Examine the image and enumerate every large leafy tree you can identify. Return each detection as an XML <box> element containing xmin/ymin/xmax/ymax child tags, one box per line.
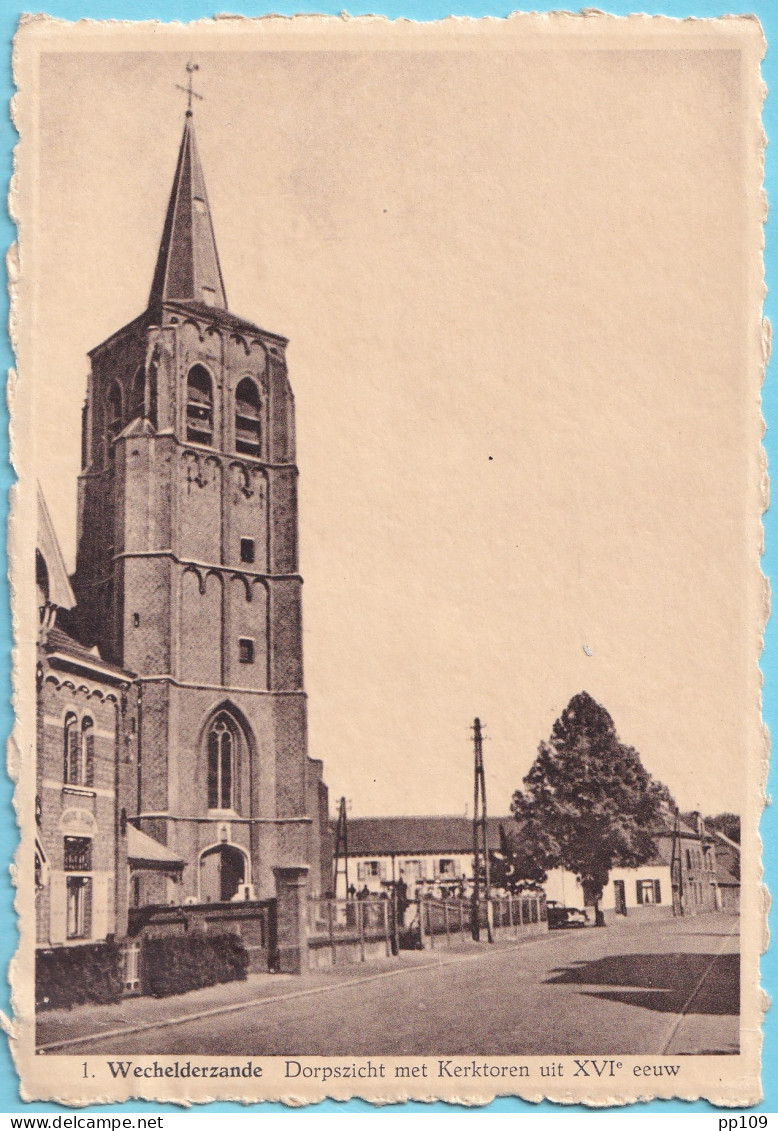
<box><xmin>486</xmin><ymin>824</ymin><xmax>548</xmax><ymax>895</ymax></box>
<box><xmin>511</xmin><ymin>691</ymin><xmax>674</xmax><ymax>924</ymax></box>
<box><xmin>703</xmin><ymin>812</ymin><xmax>740</xmax><ymax>845</ymax></box>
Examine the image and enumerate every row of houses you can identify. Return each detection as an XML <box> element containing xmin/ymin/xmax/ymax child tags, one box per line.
<box><xmin>339</xmin><ymin>814</ymin><xmax>740</xmax><ymax>922</ymax></box>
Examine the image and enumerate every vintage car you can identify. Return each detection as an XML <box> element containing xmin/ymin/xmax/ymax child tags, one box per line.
<box><xmin>546</xmin><ymin>900</ymin><xmax>589</xmax><ymax>929</ymax></box>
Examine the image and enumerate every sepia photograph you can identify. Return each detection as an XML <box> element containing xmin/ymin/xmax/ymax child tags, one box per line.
<box><xmin>10</xmin><ymin>13</ymin><xmax>765</xmax><ymax>1106</ymax></box>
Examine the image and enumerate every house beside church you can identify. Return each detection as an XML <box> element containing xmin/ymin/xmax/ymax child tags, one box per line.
<box><xmin>342</xmin><ymin>812</ymin><xmax>739</xmax><ymax>921</ymax></box>
<box><xmin>35</xmin><ymin>101</ymin><xmax>331</xmax><ymax>973</ymax></box>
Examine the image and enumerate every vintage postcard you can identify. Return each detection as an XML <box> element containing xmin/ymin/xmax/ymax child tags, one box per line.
<box><xmin>9</xmin><ymin>12</ymin><xmax>766</xmax><ymax>1107</ymax></box>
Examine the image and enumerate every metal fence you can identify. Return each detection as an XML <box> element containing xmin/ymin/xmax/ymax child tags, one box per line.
<box><xmin>307</xmin><ymin>896</ymin><xmax>392</xmax><ymax>964</ymax></box>
<box><xmin>405</xmin><ymin>893</ymin><xmax>547</xmax><ymax>949</ymax></box>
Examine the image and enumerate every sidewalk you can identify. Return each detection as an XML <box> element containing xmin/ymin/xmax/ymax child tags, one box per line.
<box><xmin>36</xmin><ymin>935</ymin><xmax>524</xmax><ymax>1052</ymax></box>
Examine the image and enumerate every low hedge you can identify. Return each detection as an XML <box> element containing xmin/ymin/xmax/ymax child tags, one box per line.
<box><xmin>142</xmin><ymin>932</ymin><xmax>249</xmax><ymax>998</ymax></box>
<box><xmin>36</xmin><ymin>941</ymin><xmax>123</xmax><ymax>1011</ymax></box>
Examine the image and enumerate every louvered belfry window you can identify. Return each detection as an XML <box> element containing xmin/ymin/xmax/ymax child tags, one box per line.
<box><xmin>235</xmin><ymin>378</ymin><xmax>261</xmax><ymax>457</ymax></box>
<box><xmin>186</xmin><ymin>365</ymin><xmax>214</xmax><ymax>445</ymax></box>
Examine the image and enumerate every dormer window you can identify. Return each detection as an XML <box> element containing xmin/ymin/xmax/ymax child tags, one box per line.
<box><xmin>186</xmin><ymin>365</ymin><xmax>213</xmax><ymax>446</ymax></box>
<box><xmin>235</xmin><ymin>378</ymin><xmax>261</xmax><ymax>457</ymax></box>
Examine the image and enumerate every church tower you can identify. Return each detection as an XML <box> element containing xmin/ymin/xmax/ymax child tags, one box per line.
<box><xmin>72</xmin><ymin>98</ymin><xmax>329</xmax><ymax>916</ymax></box>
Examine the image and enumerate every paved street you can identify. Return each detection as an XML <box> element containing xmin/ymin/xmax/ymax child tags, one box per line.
<box><xmin>38</xmin><ymin>913</ymin><xmax>739</xmax><ymax>1058</ymax></box>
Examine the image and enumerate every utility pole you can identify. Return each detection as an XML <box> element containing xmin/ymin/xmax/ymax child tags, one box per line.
<box><xmin>471</xmin><ymin>717</ymin><xmax>493</xmax><ymax>943</ymax></box>
<box><xmin>333</xmin><ymin>796</ymin><xmax>349</xmax><ymax>900</ymax></box>
<box><xmin>671</xmin><ymin>806</ymin><xmax>684</xmax><ymax>917</ymax></box>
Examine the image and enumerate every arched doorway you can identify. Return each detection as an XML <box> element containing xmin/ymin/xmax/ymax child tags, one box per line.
<box><xmin>199</xmin><ymin>844</ymin><xmax>248</xmax><ymax>903</ymax></box>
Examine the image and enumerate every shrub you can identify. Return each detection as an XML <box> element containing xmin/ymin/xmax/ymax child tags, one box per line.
<box><xmin>142</xmin><ymin>932</ymin><xmax>249</xmax><ymax>998</ymax></box>
<box><xmin>36</xmin><ymin>941</ymin><xmax>123</xmax><ymax>1011</ymax></box>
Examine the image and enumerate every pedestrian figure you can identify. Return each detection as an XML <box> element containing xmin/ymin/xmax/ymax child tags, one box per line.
<box><xmin>396</xmin><ymin>876</ymin><xmax>409</xmax><ymax>926</ymax></box>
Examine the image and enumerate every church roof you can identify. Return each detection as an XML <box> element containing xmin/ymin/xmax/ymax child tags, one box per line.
<box><xmin>148</xmin><ymin>113</ymin><xmax>227</xmax><ymax>312</ymax></box>
<box><xmin>37</xmin><ymin>485</ymin><xmax>75</xmax><ymax>611</ymax></box>
<box><xmin>42</xmin><ymin>626</ymin><xmax>133</xmax><ymax>683</ymax></box>
<box><xmin>127</xmin><ymin>825</ymin><xmax>185</xmax><ymax>869</ymax></box>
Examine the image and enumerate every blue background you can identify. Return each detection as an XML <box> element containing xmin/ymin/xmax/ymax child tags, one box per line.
<box><xmin>0</xmin><ymin>0</ymin><xmax>774</xmax><ymax>1115</ymax></box>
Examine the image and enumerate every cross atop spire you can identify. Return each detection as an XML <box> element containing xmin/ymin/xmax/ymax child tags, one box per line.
<box><xmin>176</xmin><ymin>62</ymin><xmax>203</xmax><ymax>117</ymax></box>
<box><xmin>148</xmin><ymin>104</ymin><xmax>228</xmax><ymax>312</ymax></box>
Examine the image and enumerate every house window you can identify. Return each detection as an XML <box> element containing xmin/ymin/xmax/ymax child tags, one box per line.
<box><xmin>64</xmin><ymin>715</ymin><xmax>94</xmax><ymax>787</ymax></box>
<box><xmin>207</xmin><ymin>715</ymin><xmax>235</xmax><ymax>810</ymax></box>
<box><xmin>66</xmin><ymin>876</ymin><xmax>92</xmax><ymax>939</ymax></box>
<box><xmin>403</xmin><ymin>860</ymin><xmax>422</xmax><ymax>881</ymax></box>
<box><xmin>438</xmin><ymin>858</ymin><xmax>456</xmax><ymax>877</ymax></box>
<box><xmin>186</xmin><ymin>365</ymin><xmax>214</xmax><ymax>445</ymax></box>
<box><xmin>239</xmin><ymin>638</ymin><xmax>254</xmax><ymax>665</ymax></box>
<box><xmin>64</xmin><ymin>836</ymin><xmax>92</xmax><ymax>872</ymax></box>
<box><xmin>240</xmin><ymin>538</ymin><xmax>255</xmax><ymax>565</ymax></box>
<box><xmin>82</xmin><ymin>717</ymin><xmax>95</xmax><ymax>787</ymax></box>
<box><xmin>357</xmin><ymin>860</ymin><xmax>384</xmax><ymax>881</ymax></box>
<box><xmin>64</xmin><ymin>713</ymin><xmax>78</xmax><ymax>784</ymax></box>
<box><xmin>636</xmin><ymin>879</ymin><xmax>661</xmax><ymax>905</ymax></box>
<box><xmin>235</xmin><ymin>378</ymin><xmax>262</xmax><ymax>457</ymax></box>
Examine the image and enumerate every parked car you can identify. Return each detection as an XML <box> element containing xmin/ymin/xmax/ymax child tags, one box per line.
<box><xmin>546</xmin><ymin>900</ymin><xmax>589</xmax><ymax>929</ymax></box>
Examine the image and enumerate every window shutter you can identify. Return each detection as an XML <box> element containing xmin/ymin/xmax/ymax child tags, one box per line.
<box><xmin>654</xmin><ymin>879</ymin><xmax>661</xmax><ymax>904</ymax></box>
<box><xmin>91</xmin><ymin>874</ymin><xmax>109</xmax><ymax>940</ymax></box>
<box><xmin>49</xmin><ymin>872</ymin><xmax>67</xmax><ymax>944</ymax></box>
<box><xmin>636</xmin><ymin>881</ymin><xmax>644</xmax><ymax>904</ymax></box>
<box><xmin>357</xmin><ymin>863</ymin><xmax>365</xmax><ymax>882</ymax></box>
<box><xmin>84</xmin><ymin>730</ymin><xmax>95</xmax><ymax>787</ymax></box>
<box><xmin>380</xmin><ymin>862</ymin><xmax>387</xmax><ymax>881</ymax></box>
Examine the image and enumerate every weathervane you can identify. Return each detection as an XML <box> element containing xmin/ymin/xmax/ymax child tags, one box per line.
<box><xmin>176</xmin><ymin>62</ymin><xmax>203</xmax><ymax>117</ymax></box>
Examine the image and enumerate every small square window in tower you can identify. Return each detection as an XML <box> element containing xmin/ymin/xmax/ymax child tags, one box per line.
<box><xmin>240</xmin><ymin>538</ymin><xmax>255</xmax><ymax>564</ymax></box>
<box><xmin>238</xmin><ymin>638</ymin><xmax>255</xmax><ymax>665</ymax></box>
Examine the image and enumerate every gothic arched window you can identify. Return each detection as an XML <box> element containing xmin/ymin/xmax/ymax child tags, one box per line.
<box><xmin>105</xmin><ymin>382</ymin><xmax>122</xmax><ymax>461</ymax></box>
<box><xmin>186</xmin><ymin>365</ymin><xmax>213</xmax><ymax>446</ymax></box>
<box><xmin>207</xmin><ymin>715</ymin><xmax>236</xmax><ymax>810</ymax></box>
<box><xmin>235</xmin><ymin>378</ymin><xmax>261</xmax><ymax>457</ymax></box>
<box><xmin>64</xmin><ymin>713</ymin><xmax>78</xmax><ymax>784</ymax></box>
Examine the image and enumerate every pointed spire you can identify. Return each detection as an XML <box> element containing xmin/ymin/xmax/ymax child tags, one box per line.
<box><xmin>149</xmin><ymin>114</ymin><xmax>227</xmax><ymax>311</ymax></box>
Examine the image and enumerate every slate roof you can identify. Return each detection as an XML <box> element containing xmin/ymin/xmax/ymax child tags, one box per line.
<box><xmin>127</xmin><ymin>826</ymin><xmax>185</xmax><ymax>869</ymax></box>
<box><xmin>37</xmin><ymin>485</ymin><xmax>75</xmax><ymax>611</ymax></box>
<box><xmin>43</xmin><ymin>626</ymin><xmax>134</xmax><ymax>682</ymax></box>
<box><xmin>342</xmin><ymin>815</ymin><xmax>508</xmax><ymax>856</ymax></box>
<box><xmin>341</xmin><ymin>813</ymin><xmax>731</xmax><ymax>881</ymax></box>
<box><xmin>149</xmin><ymin>114</ymin><xmax>227</xmax><ymax>311</ymax></box>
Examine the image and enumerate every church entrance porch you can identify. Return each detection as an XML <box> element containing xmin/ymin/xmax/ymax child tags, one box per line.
<box><xmin>199</xmin><ymin>844</ymin><xmax>248</xmax><ymax>904</ymax></box>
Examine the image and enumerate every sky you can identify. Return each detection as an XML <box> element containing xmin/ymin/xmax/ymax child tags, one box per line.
<box><xmin>28</xmin><ymin>29</ymin><xmax>762</xmax><ymax>820</ymax></box>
